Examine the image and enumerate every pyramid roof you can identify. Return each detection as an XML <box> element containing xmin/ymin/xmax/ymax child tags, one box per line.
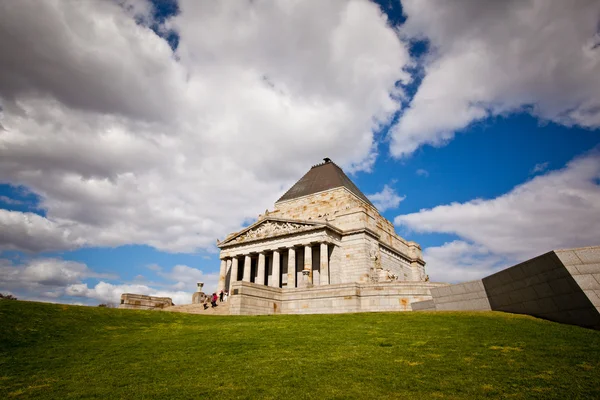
<box><xmin>276</xmin><ymin>158</ymin><xmax>374</xmax><ymax>207</ymax></box>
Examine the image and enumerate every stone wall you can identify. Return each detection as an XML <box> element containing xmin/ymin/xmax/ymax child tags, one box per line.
<box><xmin>119</xmin><ymin>293</ymin><xmax>173</xmax><ymax>310</ymax></box>
<box><xmin>229</xmin><ymin>280</ymin><xmax>446</xmax><ymax>315</ymax></box>
<box><xmin>380</xmin><ymin>245</ymin><xmax>412</xmax><ymax>281</ymax></box>
<box><xmin>228</xmin><ymin>281</ymin><xmax>282</xmax><ymax>315</ymax></box>
<box><xmin>340</xmin><ymin>232</ymin><xmax>373</xmax><ymax>283</ymax></box>
<box><xmin>271</xmin><ymin>187</ymin><xmax>423</xmax><ymax>266</ymax></box>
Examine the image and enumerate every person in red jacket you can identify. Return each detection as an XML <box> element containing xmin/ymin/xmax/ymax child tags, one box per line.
<box><xmin>211</xmin><ymin>293</ymin><xmax>218</xmax><ymax>308</ymax></box>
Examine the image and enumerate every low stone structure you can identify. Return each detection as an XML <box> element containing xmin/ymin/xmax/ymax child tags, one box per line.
<box><xmin>119</xmin><ymin>293</ymin><xmax>173</xmax><ymax>310</ymax></box>
<box><xmin>412</xmin><ymin>246</ymin><xmax>600</xmax><ymax>330</ymax></box>
<box><xmin>228</xmin><ymin>280</ymin><xmax>446</xmax><ymax>315</ymax></box>
<box><xmin>217</xmin><ymin>158</ymin><xmax>443</xmax><ymax>315</ymax></box>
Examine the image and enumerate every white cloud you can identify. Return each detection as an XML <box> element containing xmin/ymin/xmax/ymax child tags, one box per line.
<box><xmin>158</xmin><ymin>264</ymin><xmax>219</xmax><ymax>293</ymax></box>
<box><xmin>390</xmin><ymin>0</ymin><xmax>600</xmax><ymax>157</ymax></box>
<box><xmin>530</xmin><ymin>162</ymin><xmax>549</xmax><ymax>175</ymax></box>
<box><xmin>422</xmin><ymin>241</ymin><xmax>510</xmax><ymax>283</ymax></box>
<box><xmin>0</xmin><ymin>257</ymin><xmax>113</xmax><ymax>292</ymax></box>
<box><xmin>0</xmin><ymin>0</ymin><xmax>413</xmax><ymax>253</ymax></box>
<box><xmin>0</xmin><ymin>256</ymin><xmax>212</xmax><ymax>305</ymax></box>
<box><xmin>396</xmin><ymin>151</ymin><xmax>600</xmax><ymax>266</ymax></box>
<box><xmin>416</xmin><ymin>169</ymin><xmax>429</xmax><ymax>177</ymax></box>
<box><xmin>0</xmin><ymin>209</ymin><xmax>85</xmax><ymax>252</ymax></box>
<box><xmin>367</xmin><ymin>184</ymin><xmax>405</xmax><ymax>212</ymax></box>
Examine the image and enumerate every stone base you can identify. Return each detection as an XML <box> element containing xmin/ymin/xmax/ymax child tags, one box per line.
<box><xmin>119</xmin><ymin>293</ymin><xmax>173</xmax><ymax>310</ymax></box>
<box><xmin>228</xmin><ymin>280</ymin><xmax>447</xmax><ymax>315</ymax></box>
<box><xmin>192</xmin><ymin>292</ymin><xmax>209</xmax><ymax>304</ymax></box>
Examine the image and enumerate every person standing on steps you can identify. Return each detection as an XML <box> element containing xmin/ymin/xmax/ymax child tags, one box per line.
<box><xmin>219</xmin><ymin>290</ymin><xmax>224</xmax><ymax>302</ymax></box>
<box><xmin>211</xmin><ymin>292</ymin><xmax>218</xmax><ymax>308</ymax></box>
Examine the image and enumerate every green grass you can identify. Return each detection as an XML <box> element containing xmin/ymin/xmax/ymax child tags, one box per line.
<box><xmin>1</xmin><ymin>301</ymin><xmax>599</xmax><ymax>399</ymax></box>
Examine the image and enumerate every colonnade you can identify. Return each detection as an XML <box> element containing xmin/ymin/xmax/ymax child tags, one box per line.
<box><xmin>218</xmin><ymin>242</ymin><xmax>331</xmax><ymax>293</ymax></box>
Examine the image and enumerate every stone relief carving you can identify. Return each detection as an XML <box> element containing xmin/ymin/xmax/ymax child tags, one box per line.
<box><xmin>369</xmin><ymin>244</ymin><xmax>382</xmax><ymax>270</ymax></box>
<box><xmin>368</xmin><ymin>267</ymin><xmax>399</xmax><ymax>283</ymax></box>
<box><xmin>229</xmin><ymin>221</ymin><xmax>312</xmax><ymax>244</ymax></box>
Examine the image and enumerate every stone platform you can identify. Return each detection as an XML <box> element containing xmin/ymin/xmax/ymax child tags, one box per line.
<box><xmin>119</xmin><ymin>293</ymin><xmax>173</xmax><ymax>310</ymax></box>
<box><xmin>228</xmin><ymin>280</ymin><xmax>446</xmax><ymax>315</ymax></box>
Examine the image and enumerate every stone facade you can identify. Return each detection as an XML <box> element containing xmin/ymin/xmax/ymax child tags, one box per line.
<box><xmin>217</xmin><ymin>159</ymin><xmax>439</xmax><ymax>315</ymax></box>
<box><xmin>228</xmin><ymin>280</ymin><xmax>447</xmax><ymax>315</ymax></box>
<box><xmin>119</xmin><ymin>293</ymin><xmax>173</xmax><ymax>310</ymax></box>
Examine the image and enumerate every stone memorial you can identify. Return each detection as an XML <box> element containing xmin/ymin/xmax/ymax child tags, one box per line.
<box><xmin>217</xmin><ymin>158</ymin><xmax>444</xmax><ymax>314</ymax></box>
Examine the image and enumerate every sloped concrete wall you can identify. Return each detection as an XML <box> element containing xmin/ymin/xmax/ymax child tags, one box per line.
<box><xmin>555</xmin><ymin>247</ymin><xmax>600</xmax><ymax>317</ymax></box>
<box><xmin>412</xmin><ymin>246</ymin><xmax>600</xmax><ymax>330</ymax></box>
<box><xmin>411</xmin><ymin>299</ymin><xmax>435</xmax><ymax>311</ymax></box>
<box><xmin>482</xmin><ymin>248</ymin><xmax>600</xmax><ymax>329</ymax></box>
<box><xmin>429</xmin><ymin>280</ymin><xmax>491</xmax><ymax>311</ymax></box>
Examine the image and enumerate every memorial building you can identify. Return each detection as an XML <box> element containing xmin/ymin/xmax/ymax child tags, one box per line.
<box><xmin>217</xmin><ymin>158</ymin><xmax>445</xmax><ymax>314</ymax></box>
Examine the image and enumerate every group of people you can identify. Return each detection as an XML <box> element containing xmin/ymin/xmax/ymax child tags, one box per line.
<box><xmin>203</xmin><ymin>289</ymin><xmax>228</xmax><ymax>310</ymax></box>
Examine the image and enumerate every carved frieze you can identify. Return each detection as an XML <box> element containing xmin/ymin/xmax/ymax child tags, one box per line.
<box><xmin>226</xmin><ymin>220</ymin><xmax>318</xmax><ymax>245</ymax></box>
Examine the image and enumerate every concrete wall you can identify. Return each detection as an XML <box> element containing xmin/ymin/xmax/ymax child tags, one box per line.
<box><xmin>412</xmin><ymin>246</ymin><xmax>600</xmax><ymax>330</ymax></box>
<box><xmin>482</xmin><ymin>248</ymin><xmax>600</xmax><ymax>329</ymax></box>
<box><xmin>555</xmin><ymin>247</ymin><xmax>600</xmax><ymax>318</ymax></box>
<box><xmin>411</xmin><ymin>299</ymin><xmax>435</xmax><ymax>311</ymax></box>
<box><xmin>229</xmin><ymin>280</ymin><xmax>445</xmax><ymax>315</ymax></box>
<box><xmin>429</xmin><ymin>280</ymin><xmax>491</xmax><ymax>311</ymax></box>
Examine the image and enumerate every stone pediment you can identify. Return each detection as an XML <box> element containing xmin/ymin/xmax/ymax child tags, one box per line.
<box><xmin>219</xmin><ymin>218</ymin><xmax>325</xmax><ymax>247</ymax></box>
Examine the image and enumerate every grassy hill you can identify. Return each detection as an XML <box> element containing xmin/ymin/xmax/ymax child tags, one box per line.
<box><xmin>1</xmin><ymin>300</ymin><xmax>599</xmax><ymax>399</ymax></box>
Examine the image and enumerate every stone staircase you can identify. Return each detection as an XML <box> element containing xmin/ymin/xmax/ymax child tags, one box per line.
<box><xmin>162</xmin><ymin>300</ymin><xmax>231</xmax><ymax>315</ymax></box>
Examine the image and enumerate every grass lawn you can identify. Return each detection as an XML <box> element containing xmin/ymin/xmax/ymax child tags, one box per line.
<box><xmin>1</xmin><ymin>300</ymin><xmax>599</xmax><ymax>399</ymax></box>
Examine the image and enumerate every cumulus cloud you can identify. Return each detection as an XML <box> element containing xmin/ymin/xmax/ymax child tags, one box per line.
<box><xmin>367</xmin><ymin>184</ymin><xmax>405</xmax><ymax>212</ymax></box>
<box><xmin>0</xmin><ymin>209</ymin><xmax>84</xmax><ymax>252</ymax></box>
<box><xmin>530</xmin><ymin>162</ymin><xmax>549</xmax><ymax>175</ymax></box>
<box><xmin>390</xmin><ymin>0</ymin><xmax>600</xmax><ymax>157</ymax></box>
<box><xmin>0</xmin><ymin>258</ymin><xmax>113</xmax><ymax>292</ymax></box>
<box><xmin>396</xmin><ymin>150</ymin><xmax>600</xmax><ymax>281</ymax></box>
<box><xmin>422</xmin><ymin>241</ymin><xmax>510</xmax><ymax>283</ymax></box>
<box><xmin>0</xmin><ymin>256</ymin><xmax>211</xmax><ymax>305</ymax></box>
<box><xmin>0</xmin><ymin>0</ymin><xmax>413</xmax><ymax>253</ymax></box>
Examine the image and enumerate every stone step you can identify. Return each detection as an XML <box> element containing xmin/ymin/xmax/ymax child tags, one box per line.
<box><xmin>163</xmin><ymin>301</ymin><xmax>231</xmax><ymax>315</ymax></box>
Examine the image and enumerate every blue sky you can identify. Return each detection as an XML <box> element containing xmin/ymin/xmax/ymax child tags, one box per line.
<box><xmin>1</xmin><ymin>0</ymin><xmax>599</xmax><ymax>305</ymax></box>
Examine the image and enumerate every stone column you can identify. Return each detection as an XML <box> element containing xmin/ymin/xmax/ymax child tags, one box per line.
<box><xmin>287</xmin><ymin>247</ymin><xmax>296</xmax><ymax>288</ymax></box>
<box><xmin>320</xmin><ymin>242</ymin><xmax>329</xmax><ymax>285</ymax></box>
<box><xmin>229</xmin><ymin>257</ymin><xmax>238</xmax><ymax>293</ymax></box>
<box><xmin>272</xmin><ymin>250</ymin><xmax>280</xmax><ymax>288</ymax></box>
<box><xmin>303</xmin><ymin>245</ymin><xmax>312</xmax><ymax>286</ymax></box>
<box><xmin>242</xmin><ymin>255</ymin><xmax>252</xmax><ymax>282</ymax></box>
<box><xmin>257</xmin><ymin>252</ymin><xmax>266</xmax><ymax>285</ymax></box>
<box><xmin>218</xmin><ymin>258</ymin><xmax>227</xmax><ymax>291</ymax></box>
<box><xmin>225</xmin><ymin>258</ymin><xmax>232</xmax><ymax>290</ymax></box>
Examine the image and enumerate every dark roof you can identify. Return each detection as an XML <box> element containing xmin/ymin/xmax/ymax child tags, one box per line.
<box><xmin>276</xmin><ymin>159</ymin><xmax>375</xmax><ymax>207</ymax></box>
